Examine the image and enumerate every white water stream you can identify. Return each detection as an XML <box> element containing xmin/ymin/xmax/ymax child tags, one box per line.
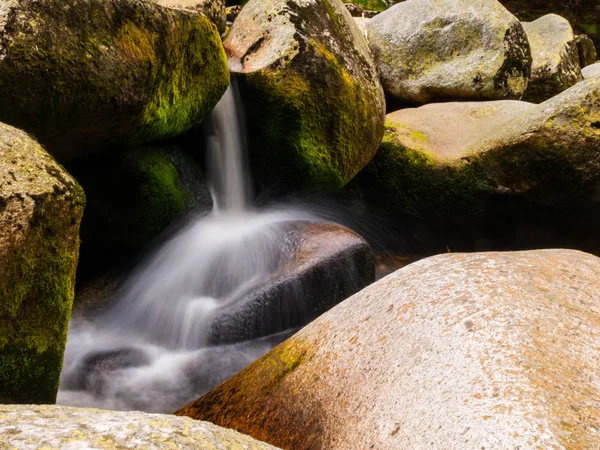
<box><xmin>58</xmin><ymin>83</ymin><xmax>314</xmax><ymax>412</ymax></box>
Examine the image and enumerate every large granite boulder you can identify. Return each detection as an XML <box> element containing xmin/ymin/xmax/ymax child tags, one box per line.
<box><xmin>0</xmin><ymin>123</ymin><xmax>85</xmax><ymax>403</ymax></box>
<box><xmin>0</xmin><ymin>405</ymin><xmax>279</xmax><ymax>449</ymax></box>
<box><xmin>224</xmin><ymin>0</ymin><xmax>385</xmax><ymax>190</ymax></box>
<box><xmin>522</xmin><ymin>14</ymin><xmax>581</xmax><ymax>102</ymax></box>
<box><xmin>178</xmin><ymin>249</ymin><xmax>600</xmax><ymax>449</ymax></box>
<box><xmin>367</xmin><ymin>0</ymin><xmax>532</xmax><ymax>104</ymax></box>
<box><xmin>0</xmin><ymin>0</ymin><xmax>229</xmax><ymax>159</ymax></box>
<box><xmin>352</xmin><ymin>78</ymin><xmax>600</xmax><ymax>252</ymax></box>
<box><xmin>582</xmin><ymin>62</ymin><xmax>600</xmax><ymax>80</ymax></box>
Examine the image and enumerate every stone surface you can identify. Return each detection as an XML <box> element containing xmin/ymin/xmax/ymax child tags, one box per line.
<box><xmin>0</xmin><ymin>0</ymin><xmax>229</xmax><ymax>160</ymax></box>
<box><xmin>209</xmin><ymin>221</ymin><xmax>376</xmax><ymax>344</ymax></box>
<box><xmin>224</xmin><ymin>0</ymin><xmax>385</xmax><ymax>190</ymax></box>
<box><xmin>575</xmin><ymin>34</ymin><xmax>597</xmax><ymax>68</ymax></box>
<box><xmin>367</xmin><ymin>0</ymin><xmax>532</xmax><ymax>104</ymax></box>
<box><xmin>351</xmin><ymin>78</ymin><xmax>600</xmax><ymax>253</ymax></box>
<box><xmin>582</xmin><ymin>62</ymin><xmax>600</xmax><ymax>80</ymax></box>
<box><xmin>0</xmin><ymin>122</ymin><xmax>85</xmax><ymax>403</ymax></box>
<box><xmin>0</xmin><ymin>404</ymin><xmax>279</xmax><ymax>449</ymax></box>
<box><xmin>178</xmin><ymin>249</ymin><xmax>600</xmax><ymax>450</ymax></box>
<box><xmin>522</xmin><ymin>14</ymin><xmax>581</xmax><ymax>102</ymax></box>
<box><xmin>152</xmin><ymin>0</ymin><xmax>226</xmax><ymax>33</ymax></box>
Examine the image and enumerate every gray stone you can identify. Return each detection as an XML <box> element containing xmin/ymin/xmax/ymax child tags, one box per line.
<box><xmin>0</xmin><ymin>404</ymin><xmax>279</xmax><ymax>449</ymax></box>
<box><xmin>522</xmin><ymin>14</ymin><xmax>582</xmax><ymax>102</ymax></box>
<box><xmin>178</xmin><ymin>249</ymin><xmax>600</xmax><ymax>450</ymax></box>
<box><xmin>367</xmin><ymin>0</ymin><xmax>532</xmax><ymax>103</ymax></box>
<box><xmin>582</xmin><ymin>62</ymin><xmax>600</xmax><ymax>79</ymax></box>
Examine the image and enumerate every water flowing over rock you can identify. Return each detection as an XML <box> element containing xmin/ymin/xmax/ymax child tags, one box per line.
<box><xmin>522</xmin><ymin>14</ymin><xmax>582</xmax><ymax>102</ymax></box>
<box><xmin>0</xmin><ymin>405</ymin><xmax>280</xmax><ymax>449</ymax></box>
<box><xmin>0</xmin><ymin>0</ymin><xmax>229</xmax><ymax>159</ymax></box>
<box><xmin>366</xmin><ymin>0</ymin><xmax>532</xmax><ymax>104</ymax></box>
<box><xmin>352</xmin><ymin>78</ymin><xmax>600</xmax><ymax>252</ymax></box>
<box><xmin>224</xmin><ymin>0</ymin><xmax>385</xmax><ymax>190</ymax></box>
<box><xmin>0</xmin><ymin>122</ymin><xmax>85</xmax><ymax>403</ymax></box>
<box><xmin>177</xmin><ymin>249</ymin><xmax>600</xmax><ymax>450</ymax></box>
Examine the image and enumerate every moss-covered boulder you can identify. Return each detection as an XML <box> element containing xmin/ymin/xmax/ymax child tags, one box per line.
<box><xmin>68</xmin><ymin>145</ymin><xmax>212</xmax><ymax>271</ymax></box>
<box><xmin>151</xmin><ymin>0</ymin><xmax>226</xmax><ymax>34</ymax></box>
<box><xmin>366</xmin><ymin>0</ymin><xmax>532</xmax><ymax>104</ymax></box>
<box><xmin>522</xmin><ymin>14</ymin><xmax>582</xmax><ymax>102</ymax></box>
<box><xmin>0</xmin><ymin>122</ymin><xmax>85</xmax><ymax>404</ymax></box>
<box><xmin>177</xmin><ymin>249</ymin><xmax>600</xmax><ymax>449</ymax></box>
<box><xmin>0</xmin><ymin>0</ymin><xmax>229</xmax><ymax>160</ymax></box>
<box><xmin>352</xmin><ymin>78</ymin><xmax>600</xmax><ymax>252</ymax></box>
<box><xmin>224</xmin><ymin>0</ymin><xmax>385</xmax><ymax>191</ymax></box>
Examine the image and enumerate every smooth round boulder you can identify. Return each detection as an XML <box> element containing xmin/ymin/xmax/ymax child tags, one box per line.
<box><xmin>367</xmin><ymin>0</ymin><xmax>532</xmax><ymax>104</ymax></box>
<box><xmin>224</xmin><ymin>0</ymin><xmax>385</xmax><ymax>190</ymax></box>
<box><xmin>0</xmin><ymin>405</ymin><xmax>279</xmax><ymax>449</ymax></box>
<box><xmin>0</xmin><ymin>0</ymin><xmax>229</xmax><ymax>160</ymax></box>
<box><xmin>0</xmin><ymin>123</ymin><xmax>85</xmax><ymax>403</ymax></box>
<box><xmin>522</xmin><ymin>14</ymin><xmax>582</xmax><ymax>102</ymax></box>
<box><xmin>178</xmin><ymin>249</ymin><xmax>600</xmax><ymax>449</ymax></box>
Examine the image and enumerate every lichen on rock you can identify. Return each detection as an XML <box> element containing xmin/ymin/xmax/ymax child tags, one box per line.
<box><xmin>0</xmin><ymin>122</ymin><xmax>85</xmax><ymax>404</ymax></box>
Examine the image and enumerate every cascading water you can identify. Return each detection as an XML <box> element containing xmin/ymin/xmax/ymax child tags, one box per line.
<box><xmin>58</xmin><ymin>82</ymin><xmax>315</xmax><ymax>412</ymax></box>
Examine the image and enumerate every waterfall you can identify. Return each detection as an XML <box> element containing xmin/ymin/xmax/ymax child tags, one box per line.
<box><xmin>58</xmin><ymin>82</ymin><xmax>313</xmax><ymax>412</ymax></box>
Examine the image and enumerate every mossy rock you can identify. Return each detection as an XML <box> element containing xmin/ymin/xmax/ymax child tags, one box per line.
<box><xmin>224</xmin><ymin>0</ymin><xmax>385</xmax><ymax>192</ymax></box>
<box><xmin>352</xmin><ymin>79</ymin><xmax>600</xmax><ymax>252</ymax></box>
<box><xmin>0</xmin><ymin>122</ymin><xmax>85</xmax><ymax>404</ymax></box>
<box><xmin>68</xmin><ymin>145</ymin><xmax>212</xmax><ymax>272</ymax></box>
<box><xmin>0</xmin><ymin>0</ymin><xmax>229</xmax><ymax>160</ymax></box>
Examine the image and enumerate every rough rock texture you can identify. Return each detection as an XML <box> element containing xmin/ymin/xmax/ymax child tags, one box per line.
<box><xmin>0</xmin><ymin>0</ymin><xmax>229</xmax><ymax>160</ymax></box>
<box><xmin>209</xmin><ymin>221</ymin><xmax>376</xmax><ymax>344</ymax></box>
<box><xmin>0</xmin><ymin>123</ymin><xmax>85</xmax><ymax>404</ymax></box>
<box><xmin>351</xmin><ymin>78</ymin><xmax>600</xmax><ymax>253</ymax></box>
<box><xmin>0</xmin><ymin>404</ymin><xmax>279</xmax><ymax>449</ymax></box>
<box><xmin>151</xmin><ymin>0</ymin><xmax>226</xmax><ymax>33</ymax></box>
<box><xmin>367</xmin><ymin>0</ymin><xmax>532</xmax><ymax>104</ymax></box>
<box><xmin>224</xmin><ymin>0</ymin><xmax>385</xmax><ymax>190</ymax></box>
<box><xmin>575</xmin><ymin>34</ymin><xmax>597</xmax><ymax>68</ymax></box>
<box><xmin>68</xmin><ymin>145</ymin><xmax>212</xmax><ymax>272</ymax></box>
<box><xmin>582</xmin><ymin>62</ymin><xmax>600</xmax><ymax>80</ymax></box>
<box><xmin>522</xmin><ymin>14</ymin><xmax>582</xmax><ymax>102</ymax></box>
<box><xmin>178</xmin><ymin>249</ymin><xmax>600</xmax><ymax>450</ymax></box>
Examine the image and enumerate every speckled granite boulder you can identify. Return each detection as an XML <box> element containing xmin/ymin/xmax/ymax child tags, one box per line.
<box><xmin>0</xmin><ymin>0</ymin><xmax>229</xmax><ymax>159</ymax></box>
<box><xmin>0</xmin><ymin>405</ymin><xmax>279</xmax><ymax>449</ymax></box>
<box><xmin>367</xmin><ymin>0</ymin><xmax>532</xmax><ymax>104</ymax></box>
<box><xmin>224</xmin><ymin>0</ymin><xmax>385</xmax><ymax>190</ymax></box>
<box><xmin>178</xmin><ymin>249</ymin><xmax>600</xmax><ymax>449</ymax></box>
<box><xmin>522</xmin><ymin>14</ymin><xmax>582</xmax><ymax>102</ymax></box>
<box><xmin>0</xmin><ymin>123</ymin><xmax>85</xmax><ymax>403</ymax></box>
